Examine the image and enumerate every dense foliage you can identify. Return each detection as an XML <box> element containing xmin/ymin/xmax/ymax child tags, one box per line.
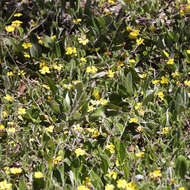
<box><xmin>0</xmin><ymin>0</ymin><xmax>190</xmax><ymax>189</ymax></box>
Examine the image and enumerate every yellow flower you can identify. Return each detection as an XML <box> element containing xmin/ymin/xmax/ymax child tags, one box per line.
<box><xmin>34</xmin><ymin>171</ymin><xmax>44</xmax><ymax>178</ymax></box>
<box><xmin>37</xmin><ymin>36</ymin><xmax>43</xmax><ymax>44</ymax></box>
<box><xmin>5</xmin><ymin>25</ymin><xmax>16</xmax><ymax>32</ymax></box>
<box><xmin>117</xmin><ymin>179</ymin><xmax>127</xmax><ymax>188</ymax></box>
<box><xmin>135</xmin><ymin>103</ymin><xmax>142</xmax><ymax>110</ymax></box>
<box><xmin>167</xmin><ymin>58</ymin><xmax>174</xmax><ymax>65</ymax></box>
<box><xmin>4</xmin><ymin>94</ymin><xmax>14</xmax><ymax>102</ymax></box>
<box><xmin>18</xmin><ymin>108</ymin><xmax>26</xmax><ymax>115</ymax></box>
<box><xmin>7</xmin><ymin>128</ymin><xmax>16</xmax><ymax>133</ymax></box>
<box><xmin>53</xmin><ymin>156</ymin><xmax>62</xmax><ymax>165</ymax></box>
<box><xmin>83</xmin><ymin>177</ymin><xmax>92</xmax><ymax>187</ymax></box>
<box><xmin>126</xmin><ymin>182</ymin><xmax>136</xmax><ymax>190</ymax></box>
<box><xmin>97</xmin><ymin>98</ymin><xmax>108</xmax><ymax>105</ymax></box>
<box><xmin>136</xmin><ymin>126</ymin><xmax>143</xmax><ymax>132</ymax></box>
<box><xmin>77</xmin><ymin>185</ymin><xmax>90</xmax><ymax>190</ymax></box>
<box><xmin>136</xmin><ymin>38</ymin><xmax>144</xmax><ymax>45</ymax></box>
<box><xmin>80</xmin><ymin>57</ymin><xmax>87</xmax><ymax>63</ymax></box>
<box><xmin>24</xmin><ymin>52</ymin><xmax>30</xmax><ymax>58</ymax></box>
<box><xmin>72</xmin><ymin>18</ymin><xmax>82</xmax><ymax>24</ymax></box>
<box><xmin>22</xmin><ymin>42</ymin><xmax>32</xmax><ymax>49</ymax></box>
<box><xmin>179</xmin><ymin>187</ymin><xmax>185</xmax><ymax>190</ymax></box>
<box><xmin>108</xmin><ymin>0</ymin><xmax>116</xmax><ymax>4</ymax></box>
<box><xmin>63</xmin><ymin>84</ymin><xmax>73</xmax><ymax>89</ymax></box>
<box><xmin>106</xmin><ymin>70</ymin><xmax>115</xmax><ymax>78</ymax></box>
<box><xmin>91</xmin><ymin>129</ymin><xmax>100</xmax><ymax>138</ymax></box>
<box><xmin>39</xmin><ymin>65</ymin><xmax>50</xmax><ymax>74</ymax></box>
<box><xmin>149</xmin><ymin>170</ymin><xmax>162</xmax><ymax>179</ymax></box>
<box><xmin>106</xmin><ymin>170</ymin><xmax>118</xmax><ymax>179</ymax></box>
<box><xmin>135</xmin><ymin>152</ymin><xmax>144</xmax><ymax>158</ymax></box>
<box><xmin>126</xmin><ymin>26</ymin><xmax>133</xmax><ymax>32</ymax></box>
<box><xmin>11</xmin><ymin>20</ymin><xmax>23</xmax><ymax>27</ymax></box>
<box><xmin>0</xmin><ymin>124</ymin><xmax>5</xmax><ymax>131</ymax></box>
<box><xmin>0</xmin><ymin>180</ymin><xmax>12</xmax><ymax>190</ymax></box>
<box><xmin>2</xmin><ymin>111</ymin><xmax>8</xmax><ymax>118</ymax></box>
<box><xmin>184</xmin><ymin>80</ymin><xmax>190</xmax><ymax>87</ymax></box>
<box><xmin>7</xmin><ymin>71</ymin><xmax>13</xmax><ymax>76</ymax></box>
<box><xmin>172</xmin><ymin>71</ymin><xmax>179</xmax><ymax>78</ymax></box>
<box><xmin>18</xmin><ymin>70</ymin><xmax>26</xmax><ymax>76</ymax></box>
<box><xmin>51</xmin><ymin>35</ymin><xmax>56</xmax><ymax>40</ymax></box>
<box><xmin>78</xmin><ymin>35</ymin><xmax>89</xmax><ymax>45</ymax></box>
<box><xmin>157</xmin><ymin>91</ymin><xmax>164</xmax><ymax>100</ymax></box>
<box><xmin>87</xmin><ymin>105</ymin><xmax>95</xmax><ymax>112</ymax></box>
<box><xmin>75</xmin><ymin>148</ymin><xmax>86</xmax><ymax>157</ymax></box>
<box><xmin>86</xmin><ymin>66</ymin><xmax>98</xmax><ymax>74</ymax></box>
<box><xmin>106</xmin><ymin>143</ymin><xmax>115</xmax><ymax>154</ymax></box>
<box><xmin>45</xmin><ymin>125</ymin><xmax>54</xmax><ymax>133</ymax></box>
<box><xmin>66</xmin><ymin>47</ymin><xmax>77</xmax><ymax>55</ymax></box>
<box><xmin>93</xmin><ymin>91</ymin><xmax>100</xmax><ymax>100</ymax></box>
<box><xmin>161</xmin><ymin>127</ymin><xmax>169</xmax><ymax>134</ymax></box>
<box><xmin>105</xmin><ymin>184</ymin><xmax>115</xmax><ymax>190</ymax></box>
<box><xmin>186</xmin><ymin>50</ymin><xmax>190</xmax><ymax>54</ymax></box>
<box><xmin>152</xmin><ymin>80</ymin><xmax>160</xmax><ymax>84</ymax></box>
<box><xmin>14</xmin><ymin>13</ymin><xmax>22</xmax><ymax>17</ymax></box>
<box><xmin>10</xmin><ymin>167</ymin><xmax>22</xmax><ymax>174</ymax></box>
<box><xmin>129</xmin><ymin>30</ymin><xmax>140</xmax><ymax>39</ymax></box>
<box><xmin>52</xmin><ymin>63</ymin><xmax>63</xmax><ymax>71</ymax></box>
<box><xmin>139</xmin><ymin>74</ymin><xmax>147</xmax><ymax>79</ymax></box>
<box><xmin>160</xmin><ymin>76</ymin><xmax>169</xmax><ymax>84</ymax></box>
<box><xmin>129</xmin><ymin>118</ymin><xmax>138</xmax><ymax>123</ymax></box>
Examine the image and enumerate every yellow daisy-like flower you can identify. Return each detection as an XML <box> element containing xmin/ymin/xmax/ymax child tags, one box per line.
<box><xmin>106</xmin><ymin>170</ymin><xmax>118</xmax><ymax>180</ymax></box>
<box><xmin>126</xmin><ymin>182</ymin><xmax>136</xmax><ymax>190</ymax></box>
<box><xmin>18</xmin><ymin>108</ymin><xmax>26</xmax><ymax>115</ymax></box>
<box><xmin>72</xmin><ymin>18</ymin><xmax>82</xmax><ymax>24</ymax></box>
<box><xmin>75</xmin><ymin>148</ymin><xmax>86</xmax><ymax>157</ymax></box>
<box><xmin>105</xmin><ymin>184</ymin><xmax>115</xmax><ymax>190</ymax></box>
<box><xmin>14</xmin><ymin>13</ymin><xmax>22</xmax><ymax>17</ymax></box>
<box><xmin>34</xmin><ymin>171</ymin><xmax>44</xmax><ymax>178</ymax></box>
<box><xmin>136</xmin><ymin>38</ymin><xmax>144</xmax><ymax>45</ymax></box>
<box><xmin>77</xmin><ymin>185</ymin><xmax>90</xmax><ymax>190</ymax></box>
<box><xmin>129</xmin><ymin>30</ymin><xmax>140</xmax><ymax>39</ymax></box>
<box><xmin>135</xmin><ymin>103</ymin><xmax>142</xmax><ymax>110</ymax></box>
<box><xmin>7</xmin><ymin>71</ymin><xmax>13</xmax><ymax>76</ymax></box>
<box><xmin>157</xmin><ymin>91</ymin><xmax>164</xmax><ymax>100</ymax></box>
<box><xmin>0</xmin><ymin>180</ymin><xmax>12</xmax><ymax>190</ymax></box>
<box><xmin>51</xmin><ymin>35</ymin><xmax>56</xmax><ymax>40</ymax></box>
<box><xmin>178</xmin><ymin>187</ymin><xmax>185</xmax><ymax>190</ymax></box>
<box><xmin>139</xmin><ymin>73</ymin><xmax>147</xmax><ymax>79</ymax></box>
<box><xmin>11</xmin><ymin>20</ymin><xmax>23</xmax><ymax>27</ymax></box>
<box><xmin>172</xmin><ymin>71</ymin><xmax>179</xmax><ymax>78</ymax></box>
<box><xmin>24</xmin><ymin>52</ymin><xmax>30</xmax><ymax>58</ymax></box>
<box><xmin>167</xmin><ymin>58</ymin><xmax>174</xmax><ymax>65</ymax></box>
<box><xmin>66</xmin><ymin>47</ymin><xmax>73</xmax><ymax>55</ymax></box>
<box><xmin>129</xmin><ymin>118</ymin><xmax>138</xmax><ymax>123</ymax></box>
<box><xmin>117</xmin><ymin>179</ymin><xmax>127</xmax><ymax>188</ymax></box>
<box><xmin>184</xmin><ymin>80</ymin><xmax>190</xmax><ymax>87</ymax></box>
<box><xmin>10</xmin><ymin>167</ymin><xmax>22</xmax><ymax>174</ymax></box>
<box><xmin>78</xmin><ymin>35</ymin><xmax>89</xmax><ymax>45</ymax></box>
<box><xmin>0</xmin><ymin>125</ymin><xmax>5</xmax><ymax>131</ymax></box>
<box><xmin>4</xmin><ymin>94</ymin><xmax>14</xmax><ymax>102</ymax></box>
<box><xmin>161</xmin><ymin>127</ymin><xmax>169</xmax><ymax>134</ymax></box>
<box><xmin>5</xmin><ymin>25</ymin><xmax>16</xmax><ymax>32</ymax></box>
<box><xmin>160</xmin><ymin>76</ymin><xmax>169</xmax><ymax>84</ymax></box>
<box><xmin>39</xmin><ymin>65</ymin><xmax>50</xmax><ymax>74</ymax></box>
<box><xmin>22</xmin><ymin>42</ymin><xmax>32</xmax><ymax>49</ymax></box>
<box><xmin>149</xmin><ymin>170</ymin><xmax>162</xmax><ymax>179</ymax></box>
<box><xmin>80</xmin><ymin>57</ymin><xmax>87</xmax><ymax>63</ymax></box>
<box><xmin>108</xmin><ymin>0</ymin><xmax>116</xmax><ymax>4</ymax></box>
<box><xmin>45</xmin><ymin>125</ymin><xmax>54</xmax><ymax>133</ymax></box>
<box><xmin>86</xmin><ymin>66</ymin><xmax>98</xmax><ymax>74</ymax></box>
<box><xmin>106</xmin><ymin>143</ymin><xmax>115</xmax><ymax>154</ymax></box>
<box><xmin>106</xmin><ymin>70</ymin><xmax>115</xmax><ymax>78</ymax></box>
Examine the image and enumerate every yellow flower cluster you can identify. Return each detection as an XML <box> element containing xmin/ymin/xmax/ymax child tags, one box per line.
<box><xmin>66</xmin><ymin>47</ymin><xmax>77</xmax><ymax>56</ymax></box>
<box><xmin>86</xmin><ymin>66</ymin><xmax>98</xmax><ymax>74</ymax></box>
<box><xmin>117</xmin><ymin>179</ymin><xmax>136</xmax><ymax>190</ymax></box>
<box><xmin>78</xmin><ymin>34</ymin><xmax>89</xmax><ymax>45</ymax></box>
<box><xmin>77</xmin><ymin>185</ymin><xmax>90</xmax><ymax>190</ymax></box>
<box><xmin>22</xmin><ymin>42</ymin><xmax>32</xmax><ymax>49</ymax></box>
<box><xmin>0</xmin><ymin>180</ymin><xmax>12</xmax><ymax>190</ymax></box>
<box><xmin>34</xmin><ymin>171</ymin><xmax>44</xmax><ymax>178</ymax></box>
<box><xmin>161</xmin><ymin>127</ymin><xmax>169</xmax><ymax>134</ymax></box>
<box><xmin>129</xmin><ymin>30</ymin><xmax>140</xmax><ymax>39</ymax></box>
<box><xmin>149</xmin><ymin>169</ymin><xmax>162</xmax><ymax>179</ymax></box>
<box><xmin>5</xmin><ymin>20</ymin><xmax>23</xmax><ymax>32</ymax></box>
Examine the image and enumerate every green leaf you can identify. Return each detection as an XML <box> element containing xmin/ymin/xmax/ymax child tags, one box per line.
<box><xmin>116</xmin><ymin>140</ymin><xmax>126</xmax><ymax>164</ymax></box>
<box><xmin>175</xmin><ymin>155</ymin><xmax>188</xmax><ymax>179</ymax></box>
<box><xmin>143</xmin><ymin>90</ymin><xmax>155</xmax><ymax>106</ymax></box>
<box><xmin>43</xmin><ymin>76</ymin><xmax>58</xmax><ymax>94</ymax></box>
<box><xmin>19</xmin><ymin>176</ymin><xmax>28</xmax><ymax>190</ymax></box>
<box><xmin>125</xmin><ymin>72</ymin><xmax>133</xmax><ymax>95</ymax></box>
